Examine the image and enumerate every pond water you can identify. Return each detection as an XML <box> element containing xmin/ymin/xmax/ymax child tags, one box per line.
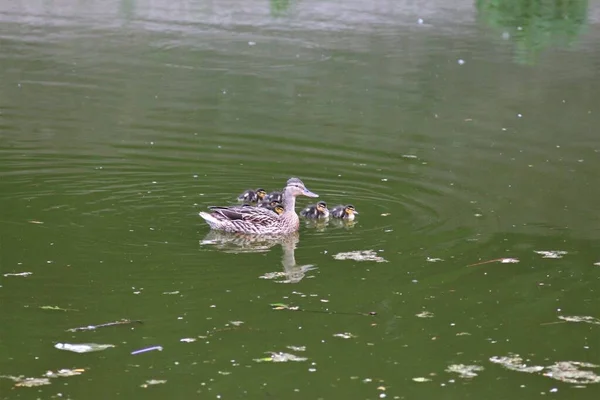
<box><xmin>1</xmin><ymin>0</ymin><xmax>600</xmax><ymax>398</ymax></box>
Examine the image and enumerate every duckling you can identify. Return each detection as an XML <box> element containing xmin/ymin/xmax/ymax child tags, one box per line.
<box><xmin>237</xmin><ymin>188</ymin><xmax>267</xmax><ymax>203</ymax></box>
<box><xmin>265</xmin><ymin>191</ymin><xmax>283</xmax><ymax>203</ymax></box>
<box><xmin>272</xmin><ymin>204</ymin><xmax>285</xmax><ymax>215</ymax></box>
<box><xmin>257</xmin><ymin>199</ymin><xmax>283</xmax><ymax>212</ymax></box>
<box><xmin>300</xmin><ymin>201</ymin><xmax>329</xmax><ymax>219</ymax></box>
<box><xmin>331</xmin><ymin>204</ymin><xmax>358</xmax><ymax>221</ymax></box>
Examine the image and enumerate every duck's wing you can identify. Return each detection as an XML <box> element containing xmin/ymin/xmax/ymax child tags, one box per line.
<box><xmin>208</xmin><ymin>205</ymin><xmax>278</xmax><ymax>225</ymax></box>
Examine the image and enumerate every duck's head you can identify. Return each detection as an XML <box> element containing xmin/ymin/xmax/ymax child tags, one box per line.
<box><xmin>256</xmin><ymin>188</ymin><xmax>267</xmax><ymax>200</ymax></box>
<box><xmin>285</xmin><ymin>178</ymin><xmax>318</xmax><ymax>198</ymax></box>
<box><xmin>317</xmin><ymin>201</ymin><xmax>328</xmax><ymax>213</ymax></box>
<box><xmin>273</xmin><ymin>204</ymin><xmax>285</xmax><ymax>215</ymax></box>
<box><xmin>345</xmin><ymin>205</ymin><xmax>358</xmax><ymax>216</ymax></box>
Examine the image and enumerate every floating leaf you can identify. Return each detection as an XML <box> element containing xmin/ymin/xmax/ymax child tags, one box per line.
<box><xmin>558</xmin><ymin>315</ymin><xmax>600</xmax><ymax>325</ymax></box>
<box><xmin>333</xmin><ymin>250</ymin><xmax>388</xmax><ymax>263</ymax></box>
<box><xmin>55</xmin><ymin>343</ymin><xmax>115</xmax><ymax>353</ymax></box>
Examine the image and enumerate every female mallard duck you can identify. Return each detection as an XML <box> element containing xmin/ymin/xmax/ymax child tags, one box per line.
<box><xmin>200</xmin><ymin>178</ymin><xmax>318</xmax><ymax>234</ymax></box>
<box><xmin>331</xmin><ymin>204</ymin><xmax>358</xmax><ymax>221</ymax></box>
<box><xmin>237</xmin><ymin>188</ymin><xmax>267</xmax><ymax>203</ymax></box>
<box><xmin>300</xmin><ymin>201</ymin><xmax>329</xmax><ymax>219</ymax></box>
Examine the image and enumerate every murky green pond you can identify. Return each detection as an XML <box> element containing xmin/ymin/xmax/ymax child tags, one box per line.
<box><xmin>2</xmin><ymin>0</ymin><xmax>600</xmax><ymax>398</ymax></box>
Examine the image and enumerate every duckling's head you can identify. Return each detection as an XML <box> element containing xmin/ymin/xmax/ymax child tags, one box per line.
<box><xmin>256</xmin><ymin>188</ymin><xmax>267</xmax><ymax>200</ymax></box>
<box><xmin>317</xmin><ymin>201</ymin><xmax>328</xmax><ymax>213</ymax></box>
<box><xmin>273</xmin><ymin>204</ymin><xmax>285</xmax><ymax>215</ymax></box>
<box><xmin>285</xmin><ymin>178</ymin><xmax>318</xmax><ymax>198</ymax></box>
<box><xmin>345</xmin><ymin>205</ymin><xmax>358</xmax><ymax>215</ymax></box>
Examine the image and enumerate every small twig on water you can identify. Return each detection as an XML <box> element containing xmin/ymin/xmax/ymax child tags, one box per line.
<box><xmin>270</xmin><ymin>303</ymin><xmax>376</xmax><ymax>316</ymax></box>
<box><xmin>67</xmin><ymin>319</ymin><xmax>143</xmax><ymax>332</ymax></box>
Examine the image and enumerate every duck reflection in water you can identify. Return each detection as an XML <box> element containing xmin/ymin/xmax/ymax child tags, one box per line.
<box><xmin>200</xmin><ymin>231</ymin><xmax>315</xmax><ymax>284</ymax></box>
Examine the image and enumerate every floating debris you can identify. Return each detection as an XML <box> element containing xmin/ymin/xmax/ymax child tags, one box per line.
<box><xmin>55</xmin><ymin>343</ymin><xmax>114</xmax><ymax>353</ymax></box>
<box><xmin>28</xmin><ymin>220</ymin><xmax>44</xmax><ymax>224</ymax></box>
<box><xmin>254</xmin><ymin>352</ymin><xmax>308</xmax><ymax>363</ymax></box>
<box><xmin>594</xmin><ymin>262</ymin><xmax>600</xmax><ymax>266</ymax></box>
<box><xmin>456</xmin><ymin>332</ymin><xmax>471</xmax><ymax>336</ymax></box>
<box><xmin>6</xmin><ymin>376</ymin><xmax>52</xmax><ymax>387</ymax></box>
<box><xmin>467</xmin><ymin>258</ymin><xmax>520</xmax><ymax>267</ymax></box>
<box><xmin>286</xmin><ymin>345</ymin><xmax>306</xmax><ymax>352</ymax></box>
<box><xmin>140</xmin><ymin>379</ymin><xmax>167</xmax><ymax>388</ymax></box>
<box><xmin>402</xmin><ymin>154</ymin><xmax>418</xmax><ymax>159</ymax></box>
<box><xmin>543</xmin><ymin>361</ymin><xmax>600</xmax><ymax>384</ymax></box>
<box><xmin>380</xmin><ymin>213</ymin><xmax>391</xmax><ymax>216</ymax></box>
<box><xmin>270</xmin><ymin>303</ymin><xmax>300</xmax><ymax>311</ymax></box>
<box><xmin>534</xmin><ymin>250</ymin><xmax>568</xmax><ymax>259</ymax></box>
<box><xmin>3</xmin><ymin>272</ymin><xmax>32</xmax><ymax>277</ymax></box>
<box><xmin>40</xmin><ymin>305</ymin><xmax>77</xmax><ymax>312</ymax></box>
<box><xmin>446</xmin><ymin>364</ymin><xmax>484</xmax><ymax>379</ymax></box>
<box><xmin>333</xmin><ymin>250</ymin><xmax>388</xmax><ymax>263</ymax></box>
<box><xmin>162</xmin><ymin>291</ymin><xmax>180</xmax><ymax>295</ymax></box>
<box><xmin>333</xmin><ymin>332</ymin><xmax>356</xmax><ymax>339</ymax></box>
<box><xmin>270</xmin><ymin>303</ymin><xmax>375</xmax><ymax>317</ymax></box>
<box><xmin>180</xmin><ymin>338</ymin><xmax>197</xmax><ymax>343</ymax></box>
<box><xmin>558</xmin><ymin>315</ymin><xmax>600</xmax><ymax>325</ymax></box>
<box><xmin>412</xmin><ymin>377</ymin><xmax>432</xmax><ymax>383</ymax></box>
<box><xmin>416</xmin><ymin>311</ymin><xmax>434</xmax><ymax>318</ymax></box>
<box><xmin>489</xmin><ymin>354</ymin><xmax>545</xmax><ymax>373</ymax></box>
<box><xmin>0</xmin><ymin>368</ymin><xmax>86</xmax><ymax>388</ymax></box>
<box><xmin>45</xmin><ymin>368</ymin><xmax>85</xmax><ymax>378</ymax></box>
<box><xmin>426</xmin><ymin>257</ymin><xmax>444</xmax><ymax>262</ymax></box>
<box><xmin>131</xmin><ymin>346</ymin><xmax>163</xmax><ymax>355</ymax></box>
<box><xmin>229</xmin><ymin>321</ymin><xmax>244</xmax><ymax>327</ymax></box>
<box><xmin>66</xmin><ymin>319</ymin><xmax>142</xmax><ymax>332</ymax></box>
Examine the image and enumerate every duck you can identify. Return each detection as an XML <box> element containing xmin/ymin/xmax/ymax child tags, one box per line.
<box><xmin>331</xmin><ymin>204</ymin><xmax>358</xmax><ymax>221</ymax></box>
<box><xmin>199</xmin><ymin>178</ymin><xmax>318</xmax><ymax>234</ymax></box>
<box><xmin>265</xmin><ymin>190</ymin><xmax>283</xmax><ymax>203</ymax></box>
<box><xmin>257</xmin><ymin>199</ymin><xmax>284</xmax><ymax>212</ymax></box>
<box><xmin>300</xmin><ymin>201</ymin><xmax>329</xmax><ymax>219</ymax></box>
<box><xmin>237</xmin><ymin>188</ymin><xmax>267</xmax><ymax>203</ymax></box>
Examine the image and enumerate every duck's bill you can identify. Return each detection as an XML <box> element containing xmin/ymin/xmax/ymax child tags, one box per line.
<box><xmin>303</xmin><ymin>189</ymin><xmax>319</xmax><ymax>198</ymax></box>
<box><xmin>353</xmin><ymin>210</ymin><xmax>359</xmax><ymax>214</ymax></box>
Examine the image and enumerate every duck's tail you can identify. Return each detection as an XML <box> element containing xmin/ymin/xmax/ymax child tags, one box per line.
<box><xmin>199</xmin><ymin>211</ymin><xmax>220</xmax><ymax>228</ymax></box>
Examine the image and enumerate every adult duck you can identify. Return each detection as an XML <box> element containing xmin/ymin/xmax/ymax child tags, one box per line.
<box><xmin>199</xmin><ymin>178</ymin><xmax>318</xmax><ymax>234</ymax></box>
